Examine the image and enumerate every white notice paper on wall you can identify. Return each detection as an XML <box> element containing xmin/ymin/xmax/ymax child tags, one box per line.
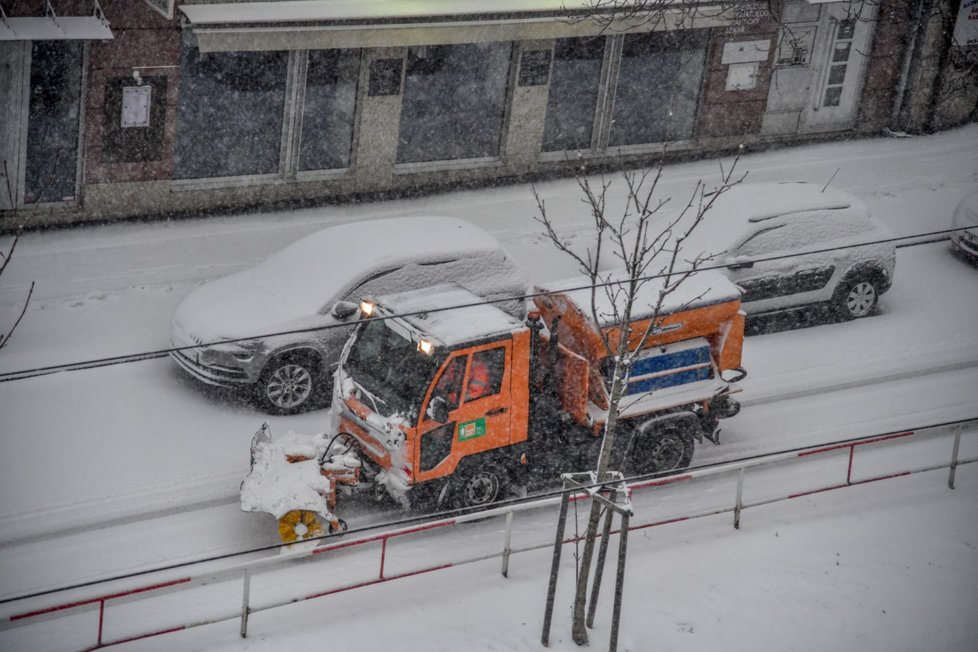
<box><xmin>122</xmin><ymin>85</ymin><xmax>152</xmax><ymax>128</ymax></box>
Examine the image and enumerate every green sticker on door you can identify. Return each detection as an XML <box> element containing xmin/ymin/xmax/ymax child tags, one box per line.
<box><xmin>457</xmin><ymin>417</ymin><xmax>487</xmax><ymax>441</ymax></box>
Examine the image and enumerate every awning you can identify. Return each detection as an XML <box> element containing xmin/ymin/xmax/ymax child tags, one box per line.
<box><xmin>180</xmin><ymin>0</ymin><xmax>731</xmax><ymax>53</ymax></box>
<box><xmin>0</xmin><ymin>1</ymin><xmax>113</xmax><ymax>41</ymax></box>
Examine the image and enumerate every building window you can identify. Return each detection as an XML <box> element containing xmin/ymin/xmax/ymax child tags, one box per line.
<box><xmin>608</xmin><ymin>30</ymin><xmax>707</xmax><ymax>147</ymax></box>
<box><xmin>542</xmin><ymin>37</ymin><xmax>605</xmax><ymax>152</ymax></box>
<box><xmin>298</xmin><ymin>49</ymin><xmax>360</xmax><ymax>172</ymax></box>
<box><xmin>397</xmin><ymin>43</ymin><xmax>512</xmax><ymax>164</ymax></box>
<box><xmin>174</xmin><ymin>34</ymin><xmax>288</xmax><ymax>179</ymax></box>
<box><xmin>25</xmin><ymin>41</ymin><xmax>83</xmax><ymax>203</ymax></box>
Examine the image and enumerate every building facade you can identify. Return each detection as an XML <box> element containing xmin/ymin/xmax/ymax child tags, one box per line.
<box><xmin>1</xmin><ymin>0</ymin><xmax>975</xmax><ymax>230</ymax></box>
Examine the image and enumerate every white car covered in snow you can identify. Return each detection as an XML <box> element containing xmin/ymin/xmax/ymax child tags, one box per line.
<box><xmin>685</xmin><ymin>182</ymin><xmax>896</xmax><ymax>322</ymax></box>
<box><xmin>170</xmin><ymin>216</ymin><xmax>528</xmax><ymax>414</ymax></box>
<box><xmin>950</xmin><ymin>189</ymin><xmax>978</xmax><ymax>264</ymax></box>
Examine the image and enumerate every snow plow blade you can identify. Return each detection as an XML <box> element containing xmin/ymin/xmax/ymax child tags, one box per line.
<box><xmin>240</xmin><ymin>423</ymin><xmax>356</xmax><ymax>543</ymax></box>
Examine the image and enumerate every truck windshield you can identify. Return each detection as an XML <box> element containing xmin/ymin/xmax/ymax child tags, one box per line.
<box><xmin>344</xmin><ymin>319</ymin><xmax>443</xmax><ymax>419</ymax></box>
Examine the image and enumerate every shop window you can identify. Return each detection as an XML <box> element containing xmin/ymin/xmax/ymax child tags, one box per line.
<box><xmin>396</xmin><ymin>42</ymin><xmax>512</xmax><ymax>164</ymax></box>
<box><xmin>542</xmin><ymin>37</ymin><xmax>605</xmax><ymax>152</ymax></box>
<box><xmin>608</xmin><ymin>30</ymin><xmax>707</xmax><ymax>147</ymax></box>
<box><xmin>25</xmin><ymin>41</ymin><xmax>83</xmax><ymax>203</ymax></box>
<box><xmin>174</xmin><ymin>33</ymin><xmax>287</xmax><ymax>179</ymax></box>
<box><xmin>298</xmin><ymin>49</ymin><xmax>360</xmax><ymax>172</ymax></box>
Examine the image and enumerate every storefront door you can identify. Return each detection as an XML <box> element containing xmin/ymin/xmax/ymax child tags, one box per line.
<box><xmin>801</xmin><ymin>2</ymin><xmax>876</xmax><ymax>132</ymax></box>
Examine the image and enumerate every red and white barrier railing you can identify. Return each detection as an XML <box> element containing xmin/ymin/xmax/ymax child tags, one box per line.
<box><xmin>2</xmin><ymin>418</ymin><xmax>975</xmax><ymax>650</ymax></box>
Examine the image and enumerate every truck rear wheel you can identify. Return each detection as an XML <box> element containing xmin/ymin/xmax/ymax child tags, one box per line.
<box><xmin>625</xmin><ymin>420</ymin><xmax>696</xmax><ymax>476</ymax></box>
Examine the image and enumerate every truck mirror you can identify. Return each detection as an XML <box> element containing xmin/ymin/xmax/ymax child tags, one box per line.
<box><xmin>427</xmin><ymin>396</ymin><xmax>449</xmax><ymax>423</ymax></box>
<box><xmin>721</xmin><ymin>367</ymin><xmax>747</xmax><ymax>383</ymax></box>
<box><xmin>330</xmin><ymin>300</ymin><xmax>359</xmax><ymax>320</ymax></box>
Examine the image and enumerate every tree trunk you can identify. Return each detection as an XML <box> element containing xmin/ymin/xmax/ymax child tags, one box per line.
<box><xmin>571</xmin><ymin>358</ymin><xmax>629</xmax><ymax>644</ymax></box>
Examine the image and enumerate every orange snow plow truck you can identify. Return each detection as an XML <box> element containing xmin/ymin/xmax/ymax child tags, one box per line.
<box><xmin>241</xmin><ymin>270</ymin><xmax>746</xmax><ymax>542</ymax></box>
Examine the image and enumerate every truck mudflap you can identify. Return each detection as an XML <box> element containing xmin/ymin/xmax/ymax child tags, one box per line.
<box><xmin>240</xmin><ymin>423</ymin><xmax>358</xmax><ymax>543</ymax></box>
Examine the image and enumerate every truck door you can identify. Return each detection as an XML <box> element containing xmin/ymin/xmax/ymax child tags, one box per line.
<box><xmin>414</xmin><ymin>342</ymin><xmax>513</xmax><ymax>483</ymax></box>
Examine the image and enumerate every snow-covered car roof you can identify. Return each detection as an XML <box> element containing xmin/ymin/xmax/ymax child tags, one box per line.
<box><xmin>681</xmin><ymin>182</ymin><xmax>872</xmax><ymax>256</ymax></box>
<box><xmin>374</xmin><ymin>284</ymin><xmax>525</xmax><ymax>348</ymax></box>
<box><xmin>253</xmin><ymin>216</ymin><xmax>517</xmax><ymax>312</ymax></box>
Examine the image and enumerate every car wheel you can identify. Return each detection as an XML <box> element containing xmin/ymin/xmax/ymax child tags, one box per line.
<box><xmin>453</xmin><ymin>464</ymin><xmax>509</xmax><ymax>509</ymax></box>
<box><xmin>256</xmin><ymin>354</ymin><xmax>323</xmax><ymax>415</ymax></box>
<box><xmin>835</xmin><ymin>278</ymin><xmax>879</xmax><ymax>320</ymax></box>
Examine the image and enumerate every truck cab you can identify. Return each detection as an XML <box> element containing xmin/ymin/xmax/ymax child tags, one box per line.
<box><xmin>335</xmin><ymin>285</ymin><xmax>531</xmax><ymax>509</ymax></box>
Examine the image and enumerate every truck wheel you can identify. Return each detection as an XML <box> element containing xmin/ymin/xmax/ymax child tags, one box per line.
<box><xmin>627</xmin><ymin>422</ymin><xmax>695</xmax><ymax>476</ymax></box>
<box><xmin>453</xmin><ymin>464</ymin><xmax>509</xmax><ymax>509</ymax></box>
<box><xmin>256</xmin><ymin>353</ymin><xmax>325</xmax><ymax>415</ymax></box>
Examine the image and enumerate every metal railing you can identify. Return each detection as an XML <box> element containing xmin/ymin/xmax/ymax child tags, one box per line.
<box><xmin>2</xmin><ymin>417</ymin><xmax>975</xmax><ymax>650</ymax></box>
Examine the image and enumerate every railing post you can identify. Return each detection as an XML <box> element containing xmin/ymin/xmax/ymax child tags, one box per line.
<box><xmin>379</xmin><ymin>537</ymin><xmax>388</xmax><ymax>581</ymax></box>
<box><xmin>609</xmin><ymin>510</ymin><xmax>629</xmax><ymax>652</ymax></box>
<box><xmin>95</xmin><ymin>598</ymin><xmax>107</xmax><ymax>648</ymax></box>
<box><xmin>501</xmin><ymin>510</ymin><xmax>514</xmax><ymax>578</ymax></box>
<box><xmin>586</xmin><ymin>505</ymin><xmax>614</xmax><ymax>628</ymax></box>
<box><xmin>734</xmin><ymin>467</ymin><xmax>745</xmax><ymax>529</ymax></box>
<box><xmin>948</xmin><ymin>427</ymin><xmax>962</xmax><ymax>490</ymax></box>
<box><xmin>240</xmin><ymin>568</ymin><xmax>251</xmax><ymax>639</ymax></box>
<box><xmin>542</xmin><ymin>484</ymin><xmax>572</xmax><ymax>647</ymax></box>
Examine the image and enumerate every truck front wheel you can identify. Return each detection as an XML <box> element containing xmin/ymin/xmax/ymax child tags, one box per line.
<box><xmin>453</xmin><ymin>464</ymin><xmax>509</xmax><ymax>509</ymax></box>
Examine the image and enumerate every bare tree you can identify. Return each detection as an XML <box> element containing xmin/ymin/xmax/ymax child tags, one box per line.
<box><xmin>0</xmin><ymin>160</ymin><xmax>35</xmax><ymax>353</ymax></box>
<box><xmin>533</xmin><ymin>156</ymin><xmax>744</xmax><ymax>644</ymax></box>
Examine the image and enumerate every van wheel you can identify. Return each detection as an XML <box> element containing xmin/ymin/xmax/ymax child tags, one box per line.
<box><xmin>256</xmin><ymin>354</ymin><xmax>324</xmax><ymax>415</ymax></box>
<box><xmin>453</xmin><ymin>464</ymin><xmax>508</xmax><ymax>509</ymax></box>
<box><xmin>834</xmin><ymin>277</ymin><xmax>879</xmax><ymax>320</ymax></box>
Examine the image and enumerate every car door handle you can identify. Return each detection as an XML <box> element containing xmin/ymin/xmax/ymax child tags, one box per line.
<box><xmin>728</xmin><ymin>261</ymin><xmax>754</xmax><ymax>270</ymax></box>
<box><xmin>486</xmin><ymin>407</ymin><xmax>508</xmax><ymax>416</ymax></box>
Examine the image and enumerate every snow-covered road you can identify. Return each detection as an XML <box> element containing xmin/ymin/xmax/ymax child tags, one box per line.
<box><xmin>1</xmin><ymin>127</ymin><xmax>977</xmax><ymax>603</ymax></box>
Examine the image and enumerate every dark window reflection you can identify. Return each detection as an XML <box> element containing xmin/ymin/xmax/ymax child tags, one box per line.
<box><xmin>26</xmin><ymin>41</ymin><xmax>82</xmax><ymax>203</ymax></box>
<box><xmin>542</xmin><ymin>37</ymin><xmax>605</xmax><ymax>152</ymax></box>
<box><xmin>397</xmin><ymin>43</ymin><xmax>512</xmax><ymax>163</ymax></box>
<box><xmin>608</xmin><ymin>30</ymin><xmax>708</xmax><ymax>147</ymax></box>
<box><xmin>299</xmin><ymin>49</ymin><xmax>359</xmax><ymax>171</ymax></box>
<box><xmin>175</xmin><ymin>33</ymin><xmax>287</xmax><ymax>179</ymax></box>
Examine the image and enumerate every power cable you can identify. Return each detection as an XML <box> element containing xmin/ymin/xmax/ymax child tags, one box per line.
<box><xmin>0</xmin><ymin>227</ymin><xmax>967</xmax><ymax>383</ymax></box>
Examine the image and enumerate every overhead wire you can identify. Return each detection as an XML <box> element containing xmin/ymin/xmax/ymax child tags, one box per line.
<box><xmin>0</xmin><ymin>226</ymin><xmax>968</xmax><ymax>384</ymax></box>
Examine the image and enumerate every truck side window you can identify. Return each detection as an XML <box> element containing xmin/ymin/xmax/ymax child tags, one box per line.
<box><xmin>431</xmin><ymin>355</ymin><xmax>466</xmax><ymax>415</ymax></box>
<box><xmin>464</xmin><ymin>347</ymin><xmax>505</xmax><ymax>402</ymax></box>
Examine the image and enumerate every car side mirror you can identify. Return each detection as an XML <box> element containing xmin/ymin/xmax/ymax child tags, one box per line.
<box><xmin>427</xmin><ymin>396</ymin><xmax>449</xmax><ymax>423</ymax></box>
<box><xmin>330</xmin><ymin>300</ymin><xmax>359</xmax><ymax>320</ymax></box>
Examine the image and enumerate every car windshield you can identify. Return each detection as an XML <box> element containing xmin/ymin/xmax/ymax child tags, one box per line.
<box><xmin>344</xmin><ymin>319</ymin><xmax>443</xmax><ymax>419</ymax></box>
